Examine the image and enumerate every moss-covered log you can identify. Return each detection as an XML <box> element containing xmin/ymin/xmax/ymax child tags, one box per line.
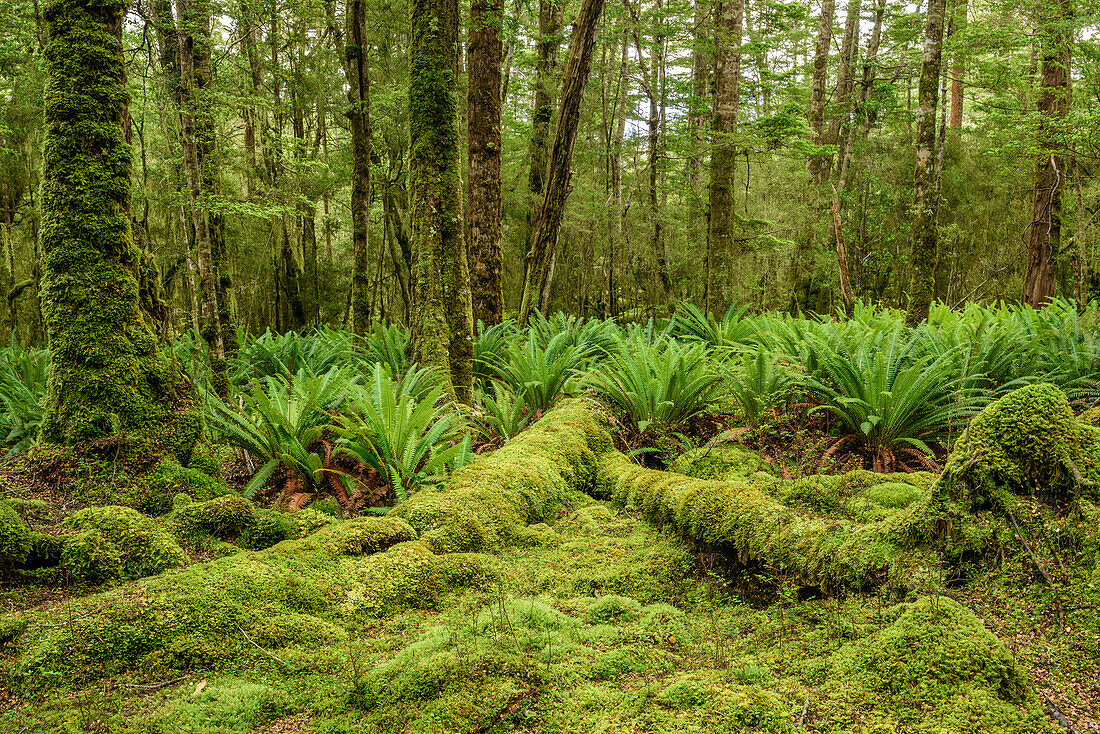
<box><xmin>597</xmin><ymin>453</ymin><xmax>943</xmax><ymax>591</ymax></box>
<box><xmin>40</xmin><ymin>0</ymin><xmax>201</xmax><ymax>452</ymax></box>
<box><xmin>389</xmin><ymin>398</ymin><xmax>614</xmax><ymax>552</ymax></box>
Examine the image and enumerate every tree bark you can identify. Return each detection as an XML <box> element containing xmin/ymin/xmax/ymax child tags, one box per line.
<box><xmin>518</xmin><ymin>0</ymin><xmax>607</xmax><ymax>322</ymax></box>
<box><xmin>906</xmin><ymin>0</ymin><xmax>947</xmax><ymax>325</ymax></box>
<box><xmin>467</xmin><ymin>0</ymin><xmax>505</xmax><ymax>325</ymax></box>
<box><xmin>824</xmin><ymin>0</ymin><xmax>862</xmax><ymax>183</ymax></box>
<box><xmin>949</xmin><ymin>0</ymin><xmax>966</xmax><ymax>128</ymax></box>
<box><xmin>706</xmin><ymin>0</ymin><xmax>743</xmax><ymax>309</ymax></box>
<box><xmin>807</xmin><ymin>0</ymin><xmax>835</xmax><ymax>184</ymax></box>
<box><xmin>40</xmin><ymin>0</ymin><xmax>200</xmax><ymax>455</ymax></box>
<box><xmin>1023</xmin><ymin>0</ymin><xmax>1071</xmax><ymax>307</ymax></box>
<box><xmin>408</xmin><ymin>0</ymin><xmax>474</xmax><ymax>401</ymax></box>
<box><xmin>340</xmin><ymin>0</ymin><xmax>372</xmax><ymax>334</ymax></box>
<box><xmin>176</xmin><ymin>0</ymin><xmax>224</xmax><ymax>362</ymax></box>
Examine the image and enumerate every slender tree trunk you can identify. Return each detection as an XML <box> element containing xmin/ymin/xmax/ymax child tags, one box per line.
<box><xmin>338</xmin><ymin>0</ymin><xmax>372</xmax><ymax>334</ymax></box>
<box><xmin>649</xmin><ymin>0</ymin><xmax>669</xmax><ymax>297</ymax></box>
<box><xmin>522</xmin><ymin>0</ymin><xmax>564</xmax><ymax>274</ymax></box>
<box><xmin>807</xmin><ymin>0</ymin><xmax>835</xmax><ymax>184</ymax></box>
<box><xmin>1023</xmin><ymin>0</ymin><xmax>1072</xmax><ymax>307</ymax></box>
<box><xmin>609</xmin><ymin>32</ymin><xmax>629</xmax><ymax>318</ymax></box>
<box><xmin>949</xmin><ymin>0</ymin><xmax>966</xmax><ymax>128</ymax></box>
<box><xmin>40</xmin><ymin>0</ymin><xmax>200</xmax><ymax>455</ymax></box>
<box><xmin>518</xmin><ymin>0</ymin><xmax>607</xmax><ymax>322</ymax></box>
<box><xmin>467</xmin><ymin>0</ymin><xmax>505</xmax><ymax>325</ymax></box>
<box><xmin>906</xmin><ymin>0</ymin><xmax>947</xmax><ymax>325</ymax></box>
<box><xmin>707</xmin><ymin>0</ymin><xmax>743</xmax><ymax>309</ymax></box>
<box><xmin>824</xmin><ymin>0</ymin><xmax>861</xmax><ymax>183</ymax></box>
<box><xmin>858</xmin><ymin>0</ymin><xmax>886</xmax><ymax>141</ymax></box>
<box><xmin>176</xmin><ymin>0</ymin><xmax>224</xmax><ymax>362</ymax></box>
<box><xmin>408</xmin><ymin>0</ymin><xmax>474</xmax><ymax>401</ymax></box>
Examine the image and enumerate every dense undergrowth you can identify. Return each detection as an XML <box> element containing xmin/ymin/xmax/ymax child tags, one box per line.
<box><xmin>1</xmin><ymin>301</ymin><xmax>1100</xmax><ymax>732</ymax></box>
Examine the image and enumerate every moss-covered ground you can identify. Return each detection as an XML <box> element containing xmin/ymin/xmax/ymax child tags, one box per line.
<box><xmin>1</xmin><ymin>388</ymin><xmax>1098</xmax><ymax>732</ymax></box>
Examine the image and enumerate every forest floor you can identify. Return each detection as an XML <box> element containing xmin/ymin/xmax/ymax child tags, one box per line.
<box><xmin>1</xmin><ymin>486</ymin><xmax>1098</xmax><ymax>733</ymax></box>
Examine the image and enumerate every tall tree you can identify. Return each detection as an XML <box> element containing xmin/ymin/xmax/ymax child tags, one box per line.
<box><xmin>906</xmin><ymin>0</ymin><xmax>947</xmax><ymax>325</ymax></box>
<box><xmin>408</xmin><ymin>0</ymin><xmax>474</xmax><ymax>401</ymax></box>
<box><xmin>706</xmin><ymin>0</ymin><xmax>743</xmax><ymax>310</ymax></box>
<box><xmin>340</xmin><ymin>0</ymin><xmax>372</xmax><ymax>334</ymax></box>
<box><xmin>467</xmin><ymin>0</ymin><xmax>505</xmax><ymax>325</ymax></box>
<box><xmin>949</xmin><ymin>0</ymin><xmax>966</xmax><ymax>128</ymax></box>
<box><xmin>1023</xmin><ymin>0</ymin><xmax>1072</xmax><ymax>306</ymax></box>
<box><xmin>40</xmin><ymin>0</ymin><xmax>200</xmax><ymax>454</ymax></box>
<box><xmin>806</xmin><ymin>0</ymin><xmax>835</xmax><ymax>184</ymax></box>
<box><xmin>518</xmin><ymin>0</ymin><xmax>607</xmax><ymax>321</ymax></box>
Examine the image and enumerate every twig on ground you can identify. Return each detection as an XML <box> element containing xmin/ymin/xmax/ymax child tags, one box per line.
<box><xmin>235</xmin><ymin>622</ymin><xmax>297</xmax><ymax>670</ymax></box>
<box><xmin>119</xmin><ymin>677</ymin><xmax>186</xmax><ymax>692</ymax></box>
<box><xmin>1043</xmin><ymin>696</ymin><xmax>1081</xmax><ymax>734</ymax></box>
<box><xmin>35</xmin><ymin>607</ymin><xmax>102</xmax><ymax>627</ymax></box>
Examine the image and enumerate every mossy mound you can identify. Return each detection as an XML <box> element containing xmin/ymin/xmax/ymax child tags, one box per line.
<box><xmin>389</xmin><ymin>399</ymin><xmax>612</xmax><ymax>554</ymax></box>
<box><xmin>941</xmin><ymin>383</ymin><xmax>1100</xmax><ymax>508</ymax></box>
<box><xmin>0</xmin><ymin>501</ymin><xmax>32</xmax><ymax>571</ymax></box>
<box><xmin>670</xmin><ymin>444</ymin><xmax>779</xmax><ymax>482</ymax></box>
<box><xmin>345</xmin><ymin>541</ymin><xmax>444</xmax><ymax>617</ymax></box>
<box><xmin>821</xmin><ymin>595</ymin><xmax>1050</xmax><ymax>732</ymax></box>
<box><xmin>60</xmin><ymin>505</ymin><xmax>189</xmax><ymax>582</ymax></box>
<box><xmin>174</xmin><ymin>495</ymin><xmax>257</xmax><ymax>541</ymax></box>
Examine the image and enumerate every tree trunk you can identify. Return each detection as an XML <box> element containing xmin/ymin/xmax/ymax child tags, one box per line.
<box><xmin>176</xmin><ymin>0</ymin><xmax>224</xmax><ymax>362</ymax></box>
<box><xmin>707</xmin><ymin>0</ymin><xmax>743</xmax><ymax>309</ymax></box>
<box><xmin>338</xmin><ymin>0</ymin><xmax>372</xmax><ymax>334</ymax></box>
<box><xmin>517</xmin><ymin>0</ymin><xmax>607</xmax><ymax>323</ymax></box>
<box><xmin>519</xmin><ymin>0</ymin><xmax>564</xmax><ymax>314</ymax></box>
<box><xmin>823</xmin><ymin>0</ymin><xmax>862</xmax><ymax>183</ymax></box>
<box><xmin>408</xmin><ymin>0</ymin><xmax>474</xmax><ymax>402</ymax></box>
<box><xmin>807</xmin><ymin>0</ymin><xmax>835</xmax><ymax>184</ymax></box>
<box><xmin>40</xmin><ymin>0</ymin><xmax>200</xmax><ymax>456</ymax></box>
<box><xmin>949</xmin><ymin>0</ymin><xmax>966</xmax><ymax>128</ymax></box>
<box><xmin>1023</xmin><ymin>0</ymin><xmax>1071</xmax><ymax>307</ymax></box>
<box><xmin>906</xmin><ymin>0</ymin><xmax>947</xmax><ymax>325</ymax></box>
<box><xmin>467</xmin><ymin>0</ymin><xmax>505</xmax><ymax>325</ymax></box>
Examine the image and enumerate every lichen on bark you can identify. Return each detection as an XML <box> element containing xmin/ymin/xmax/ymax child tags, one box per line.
<box><xmin>40</xmin><ymin>0</ymin><xmax>201</xmax><ymax>455</ymax></box>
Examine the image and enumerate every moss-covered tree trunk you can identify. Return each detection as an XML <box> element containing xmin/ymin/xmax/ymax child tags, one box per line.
<box><xmin>906</xmin><ymin>0</ymin><xmax>946</xmax><ymax>326</ymax></box>
<box><xmin>706</xmin><ymin>0</ymin><xmax>742</xmax><ymax>311</ymax></box>
<box><xmin>408</xmin><ymin>0</ymin><xmax>474</xmax><ymax>402</ymax></box>
<box><xmin>40</xmin><ymin>0</ymin><xmax>200</xmax><ymax>455</ymax></box>
<box><xmin>467</xmin><ymin>0</ymin><xmax>504</xmax><ymax>326</ymax></box>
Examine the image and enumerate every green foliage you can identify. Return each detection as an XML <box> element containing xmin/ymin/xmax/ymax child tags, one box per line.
<box><xmin>0</xmin><ymin>342</ymin><xmax>47</xmax><ymax>456</ymax></box>
<box><xmin>470</xmin><ymin>380</ymin><xmax>533</xmax><ymax>444</ymax></box>
<box><xmin>724</xmin><ymin>349</ymin><xmax>797</xmax><ymax>426</ymax></box>
<box><xmin>671</xmin><ymin>302</ymin><xmax>758</xmax><ymax>349</ymax></box>
<box><xmin>207</xmin><ymin>366</ymin><xmax>354</xmax><ymax>497</ymax></box>
<box><xmin>336</xmin><ymin>364</ymin><xmax>463</xmax><ymax>502</ymax></box>
<box><xmin>586</xmin><ymin>338</ymin><xmax>723</xmax><ymax>434</ymax></box>
<box><xmin>489</xmin><ymin>330</ymin><xmax>587</xmax><ymax>414</ymax></box>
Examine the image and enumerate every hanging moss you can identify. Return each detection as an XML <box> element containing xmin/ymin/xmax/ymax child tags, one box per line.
<box><xmin>39</xmin><ymin>0</ymin><xmax>201</xmax><ymax>457</ymax></box>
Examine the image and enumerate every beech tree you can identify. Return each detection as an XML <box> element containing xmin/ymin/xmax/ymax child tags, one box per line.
<box><xmin>40</xmin><ymin>0</ymin><xmax>200</xmax><ymax>454</ymax></box>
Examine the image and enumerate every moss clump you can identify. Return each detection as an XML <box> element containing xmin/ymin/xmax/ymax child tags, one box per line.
<box><xmin>941</xmin><ymin>383</ymin><xmax>1100</xmax><ymax>508</ymax></box>
<box><xmin>345</xmin><ymin>541</ymin><xmax>443</xmax><ymax>617</ymax></box>
<box><xmin>438</xmin><ymin>552</ymin><xmax>505</xmax><ymax>589</ymax></box>
<box><xmin>587</xmin><ymin>594</ymin><xmax>642</xmax><ymax>625</ymax></box>
<box><xmin>174</xmin><ymin>495</ymin><xmax>256</xmax><ymax>541</ymax></box>
<box><xmin>304</xmin><ymin>515</ymin><xmax>415</xmax><ymax>556</ymax></box>
<box><xmin>0</xmin><ymin>501</ymin><xmax>32</xmax><ymax>571</ymax></box>
<box><xmin>670</xmin><ymin>445</ymin><xmax>777</xmax><ymax>481</ymax></box>
<box><xmin>390</xmin><ymin>399</ymin><xmax>612</xmax><ymax>553</ymax></box>
<box><xmin>555</xmin><ymin>504</ymin><xmax>634</xmax><ymax>538</ymax></box>
<box><xmin>0</xmin><ymin>498</ymin><xmax>49</xmax><ymax>521</ymax></box>
<box><xmin>0</xmin><ymin>613</ymin><xmax>26</xmax><ymax>643</ymax></box>
<box><xmin>60</xmin><ymin>505</ymin><xmax>188</xmax><ymax>582</ymax></box>
<box><xmin>149</xmin><ymin>459</ymin><xmax>231</xmax><ymax>514</ymax></box>
<box><xmin>657</xmin><ymin>677</ymin><xmax>710</xmax><ymax>709</ymax></box>
<box><xmin>823</xmin><ymin>595</ymin><xmax>1047</xmax><ymax>731</ymax></box>
<box><xmin>239</xmin><ymin>509</ymin><xmax>296</xmax><ymax>550</ymax></box>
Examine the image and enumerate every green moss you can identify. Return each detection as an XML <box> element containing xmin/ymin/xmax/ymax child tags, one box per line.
<box><xmin>590</xmin><ymin>644</ymin><xmax>652</xmax><ymax>680</ymax></box>
<box><xmin>239</xmin><ymin>509</ymin><xmax>296</xmax><ymax>550</ymax></box>
<box><xmin>165</xmin><ymin>678</ymin><xmax>291</xmax><ymax>732</ymax></box>
<box><xmin>345</xmin><ymin>541</ymin><xmax>443</xmax><ymax>618</ymax></box>
<box><xmin>0</xmin><ymin>498</ymin><xmax>49</xmax><ymax>521</ymax></box>
<box><xmin>40</xmin><ymin>0</ymin><xmax>200</xmax><ymax>459</ymax></box>
<box><xmin>941</xmin><ymin>384</ymin><xmax>1100</xmax><ymax>508</ymax></box>
<box><xmin>151</xmin><ymin>459</ymin><xmax>231</xmax><ymax>512</ymax></box>
<box><xmin>390</xmin><ymin>399</ymin><xmax>612</xmax><ymax>553</ymax></box>
<box><xmin>587</xmin><ymin>595</ymin><xmax>642</xmax><ymax>625</ymax></box>
<box><xmin>24</xmin><ymin>531</ymin><xmax>65</xmax><ymax>569</ymax></box>
<box><xmin>291</xmin><ymin>508</ymin><xmax>334</xmax><ymax>538</ymax></box>
<box><xmin>555</xmin><ymin>504</ymin><xmax>634</xmax><ymax>537</ymax></box>
<box><xmin>657</xmin><ymin>677</ymin><xmax>710</xmax><ymax>708</ymax></box>
<box><xmin>173</xmin><ymin>495</ymin><xmax>256</xmax><ymax>541</ymax></box>
<box><xmin>829</xmin><ymin>596</ymin><xmax>1025</xmax><ymax>699</ymax></box>
<box><xmin>598</xmin><ymin>452</ymin><xmax>942</xmax><ymax>590</ymax></box>
<box><xmin>0</xmin><ymin>613</ymin><xmax>26</xmax><ymax>643</ymax></box>
<box><xmin>670</xmin><ymin>445</ymin><xmax>778</xmax><ymax>481</ymax></box>
<box><xmin>438</xmin><ymin>552</ymin><xmax>505</xmax><ymax>589</ymax></box>
<box><xmin>0</xmin><ymin>501</ymin><xmax>32</xmax><ymax>571</ymax></box>
<box><xmin>303</xmin><ymin>515</ymin><xmax>415</xmax><ymax>556</ymax></box>
<box><xmin>60</xmin><ymin>505</ymin><xmax>188</xmax><ymax>582</ymax></box>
